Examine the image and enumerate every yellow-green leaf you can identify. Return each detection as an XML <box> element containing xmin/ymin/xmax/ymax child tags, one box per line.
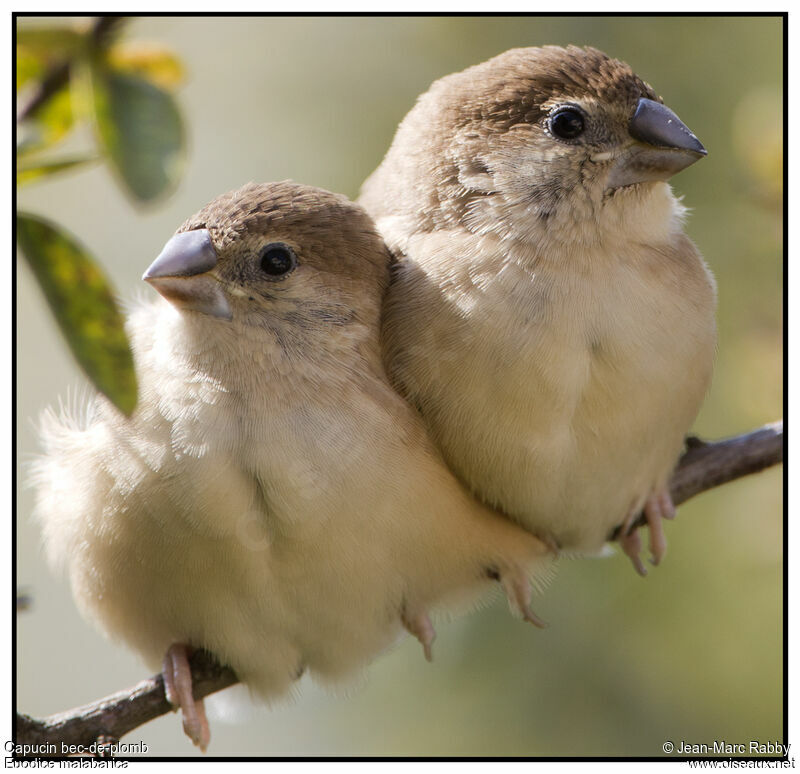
<box><xmin>17</xmin><ymin>86</ymin><xmax>75</xmax><ymax>152</ymax></box>
<box><xmin>108</xmin><ymin>42</ymin><xmax>185</xmax><ymax>90</ymax></box>
<box><xmin>16</xmin><ymin>26</ymin><xmax>84</xmax><ymax>89</ymax></box>
<box><xmin>16</xmin><ymin>26</ymin><xmax>84</xmax><ymax>58</ymax></box>
<box><xmin>16</xmin><ymin>46</ymin><xmax>46</xmax><ymax>90</ymax></box>
<box><xmin>17</xmin><ymin>155</ymin><xmax>99</xmax><ymax>185</ymax></box>
<box><xmin>91</xmin><ymin>62</ymin><xmax>185</xmax><ymax>202</ymax></box>
<box><xmin>17</xmin><ymin>212</ymin><xmax>137</xmax><ymax>415</ymax></box>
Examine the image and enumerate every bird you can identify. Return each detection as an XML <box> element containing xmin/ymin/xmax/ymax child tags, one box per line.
<box><xmin>32</xmin><ymin>181</ymin><xmax>553</xmax><ymax>752</ymax></box>
<box><xmin>359</xmin><ymin>45</ymin><xmax>717</xmax><ymax>574</ymax></box>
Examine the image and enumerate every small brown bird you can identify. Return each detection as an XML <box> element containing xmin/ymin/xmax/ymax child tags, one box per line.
<box><xmin>360</xmin><ymin>46</ymin><xmax>717</xmax><ymax>573</ymax></box>
<box><xmin>33</xmin><ymin>182</ymin><xmax>551</xmax><ymax>751</ymax></box>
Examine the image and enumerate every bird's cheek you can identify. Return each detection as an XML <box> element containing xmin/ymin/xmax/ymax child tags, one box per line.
<box><xmin>147</xmin><ymin>275</ymin><xmax>233</xmax><ymax>320</ymax></box>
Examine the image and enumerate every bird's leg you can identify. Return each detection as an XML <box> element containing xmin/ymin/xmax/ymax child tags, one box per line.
<box><xmin>162</xmin><ymin>643</ymin><xmax>210</xmax><ymax>752</ymax></box>
<box><xmin>487</xmin><ymin>566</ymin><xmax>548</xmax><ymax>628</ymax></box>
<box><xmin>620</xmin><ymin>486</ymin><xmax>676</xmax><ymax>576</ymax></box>
<box><xmin>402</xmin><ymin>606</ymin><xmax>436</xmax><ymax>662</ymax></box>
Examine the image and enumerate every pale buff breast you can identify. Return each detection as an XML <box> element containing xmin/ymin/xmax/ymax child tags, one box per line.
<box><xmin>382</xmin><ymin>219</ymin><xmax>716</xmax><ymax>554</ymax></box>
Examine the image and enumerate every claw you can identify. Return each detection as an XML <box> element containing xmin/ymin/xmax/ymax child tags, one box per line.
<box><xmin>620</xmin><ymin>528</ymin><xmax>648</xmax><ymax>576</ymax></box>
<box><xmin>646</xmin><ymin>514</ymin><xmax>666</xmax><ymax>566</ymax></box>
<box><xmin>644</xmin><ymin>488</ymin><xmax>675</xmax><ymax>565</ymax></box>
<box><xmin>402</xmin><ymin>609</ymin><xmax>436</xmax><ymax>662</ymax></box>
<box><xmin>163</xmin><ymin>643</ymin><xmax>210</xmax><ymax>752</ymax></box>
<box><xmin>496</xmin><ymin>567</ymin><xmax>547</xmax><ymax>628</ymax></box>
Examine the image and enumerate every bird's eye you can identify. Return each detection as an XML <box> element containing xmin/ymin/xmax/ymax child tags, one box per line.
<box><xmin>259</xmin><ymin>243</ymin><xmax>297</xmax><ymax>278</ymax></box>
<box><xmin>548</xmin><ymin>107</ymin><xmax>585</xmax><ymax>140</ymax></box>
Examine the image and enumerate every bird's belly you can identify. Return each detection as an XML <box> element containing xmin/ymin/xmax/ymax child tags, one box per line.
<box><xmin>73</xmin><ymin>407</ymin><xmax>411</xmax><ymax>698</ymax></box>
<box><xmin>423</xmin><ymin>307</ymin><xmax>711</xmax><ymax>553</ymax></box>
<box><xmin>79</xmin><ymin>484</ymin><xmax>405</xmax><ymax>698</ymax></box>
<box><xmin>484</xmin><ymin>397</ymin><xmax>685</xmax><ymax>552</ymax></box>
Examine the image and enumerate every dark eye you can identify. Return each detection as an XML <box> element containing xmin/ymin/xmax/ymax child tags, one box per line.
<box><xmin>548</xmin><ymin>107</ymin><xmax>585</xmax><ymax>140</ymax></box>
<box><xmin>259</xmin><ymin>243</ymin><xmax>296</xmax><ymax>278</ymax></box>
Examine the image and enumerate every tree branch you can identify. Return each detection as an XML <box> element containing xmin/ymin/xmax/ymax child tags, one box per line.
<box><xmin>673</xmin><ymin>420</ymin><xmax>783</xmax><ymax>504</ymax></box>
<box><xmin>15</xmin><ymin>420</ymin><xmax>783</xmax><ymax>753</ymax></box>
<box><xmin>15</xmin><ymin>650</ymin><xmax>236</xmax><ymax>752</ymax></box>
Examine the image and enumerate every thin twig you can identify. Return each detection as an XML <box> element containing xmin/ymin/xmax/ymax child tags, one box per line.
<box><xmin>14</xmin><ymin>650</ymin><xmax>235</xmax><ymax>752</ymax></box>
<box><xmin>15</xmin><ymin>420</ymin><xmax>783</xmax><ymax>752</ymax></box>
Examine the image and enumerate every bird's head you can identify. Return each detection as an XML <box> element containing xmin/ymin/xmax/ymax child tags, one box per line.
<box><xmin>361</xmin><ymin>45</ymin><xmax>705</xmax><ymax>244</ymax></box>
<box><xmin>143</xmin><ymin>182</ymin><xmax>390</xmax><ymax>341</ymax></box>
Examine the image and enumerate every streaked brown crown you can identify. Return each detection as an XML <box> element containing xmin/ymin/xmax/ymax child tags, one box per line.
<box><xmin>178</xmin><ymin>181</ymin><xmax>390</xmax><ymax>284</ymax></box>
<box><xmin>432</xmin><ymin>45</ymin><xmax>659</xmax><ymax>132</ymax></box>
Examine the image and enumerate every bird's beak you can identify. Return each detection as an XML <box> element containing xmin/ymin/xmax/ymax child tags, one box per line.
<box><xmin>143</xmin><ymin>229</ymin><xmax>232</xmax><ymax>320</ymax></box>
<box><xmin>605</xmin><ymin>97</ymin><xmax>707</xmax><ymax>190</ymax></box>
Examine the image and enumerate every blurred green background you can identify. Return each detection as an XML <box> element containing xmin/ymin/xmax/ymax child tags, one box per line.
<box><xmin>16</xmin><ymin>16</ymin><xmax>783</xmax><ymax>757</ymax></box>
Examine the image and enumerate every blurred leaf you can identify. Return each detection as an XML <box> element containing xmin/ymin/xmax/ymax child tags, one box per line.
<box><xmin>17</xmin><ymin>155</ymin><xmax>99</xmax><ymax>186</ymax></box>
<box><xmin>16</xmin><ymin>46</ymin><xmax>46</xmax><ymax>90</ymax></box>
<box><xmin>35</xmin><ymin>86</ymin><xmax>74</xmax><ymax>142</ymax></box>
<box><xmin>17</xmin><ymin>86</ymin><xmax>75</xmax><ymax>152</ymax></box>
<box><xmin>16</xmin><ymin>212</ymin><xmax>137</xmax><ymax>415</ymax></box>
<box><xmin>16</xmin><ymin>26</ymin><xmax>84</xmax><ymax>58</ymax></box>
<box><xmin>108</xmin><ymin>42</ymin><xmax>185</xmax><ymax>90</ymax></box>
<box><xmin>16</xmin><ymin>26</ymin><xmax>84</xmax><ymax>89</ymax></box>
<box><xmin>90</xmin><ymin>61</ymin><xmax>185</xmax><ymax>202</ymax></box>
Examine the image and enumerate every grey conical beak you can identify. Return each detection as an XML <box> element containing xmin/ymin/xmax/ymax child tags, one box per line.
<box><xmin>143</xmin><ymin>229</ymin><xmax>219</xmax><ymax>280</ymax></box>
<box><xmin>606</xmin><ymin>97</ymin><xmax>707</xmax><ymax>190</ymax></box>
<box><xmin>143</xmin><ymin>229</ymin><xmax>232</xmax><ymax>320</ymax></box>
<box><xmin>629</xmin><ymin>98</ymin><xmax>706</xmax><ymax>156</ymax></box>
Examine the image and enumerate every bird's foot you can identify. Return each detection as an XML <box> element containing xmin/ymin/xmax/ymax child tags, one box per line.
<box><xmin>620</xmin><ymin>486</ymin><xmax>676</xmax><ymax>576</ymax></box>
<box><xmin>162</xmin><ymin>643</ymin><xmax>210</xmax><ymax>752</ymax></box>
<box><xmin>402</xmin><ymin>607</ymin><xmax>436</xmax><ymax>662</ymax></box>
<box><xmin>488</xmin><ymin>565</ymin><xmax>548</xmax><ymax>628</ymax></box>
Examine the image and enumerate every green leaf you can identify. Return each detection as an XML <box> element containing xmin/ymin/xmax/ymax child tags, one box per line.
<box><xmin>17</xmin><ymin>212</ymin><xmax>138</xmax><ymax>415</ymax></box>
<box><xmin>16</xmin><ymin>26</ymin><xmax>84</xmax><ymax>89</ymax></box>
<box><xmin>90</xmin><ymin>62</ymin><xmax>185</xmax><ymax>202</ymax></box>
<box><xmin>17</xmin><ymin>155</ymin><xmax>99</xmax><ymax>185</ymax></box>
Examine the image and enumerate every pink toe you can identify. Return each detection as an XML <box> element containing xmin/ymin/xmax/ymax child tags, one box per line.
<box><xmin>660</xmin><ymin>489</ymin><xmax>677</xmax><ymax>519</ymax></box>
<box><xmin>644</xmin><ymin>488</ymin><xmax>673</xmax><ymax>564</ymax></box>
<box><xmin>620</xmin><ymin>529</ymin><xmax>647</xmax><ymax>577</ymax></box>
<box><xmin>645</xmin><ymin>505</ymin><xmax>668</xmax><ymax>566</ymax></box>
<box><xmin>499</xmin><ymin>568</ymin><xmax>547</xmax><ymax>628</ymax></box>
<box><xmin>163</xmin><ymin>643</ymin><xmax>210</xmax><ymax>752</ymax></box>
<box><xmin>403</xmin><ymin>609</ymin><xmax>436</xmax><ymax>662</ymax></box>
